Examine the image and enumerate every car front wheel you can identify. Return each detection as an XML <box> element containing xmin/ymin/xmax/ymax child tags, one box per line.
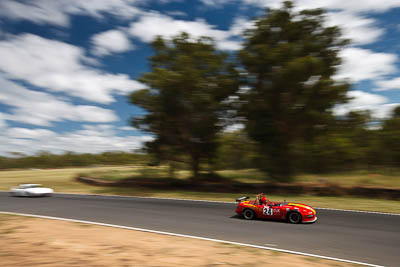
<box><xmin>288</xmin><ymin>212</ymin><xmax>302</xmax><ymax>224</ymax></box>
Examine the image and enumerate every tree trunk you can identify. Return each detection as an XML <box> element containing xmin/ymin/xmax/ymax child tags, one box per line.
<box><xmin>168</xmin><ymin>160</ymin><xmax>175</xmax><ymax>178</ymax></box>
<box><xmin>191</xmin><ymin>154</ymin><xmax>200</xmax><ymax>180</ymax></box>
<box><xmin>268</xmin><ymin>141</ymin><xmax>294</xmax><ymax>183</ymax></box>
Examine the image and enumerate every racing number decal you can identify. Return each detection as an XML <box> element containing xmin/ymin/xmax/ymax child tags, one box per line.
<box><xmin>263</xmin><ymin>206</ymin><xmax>273</xmax><ymax>216</ymax></box>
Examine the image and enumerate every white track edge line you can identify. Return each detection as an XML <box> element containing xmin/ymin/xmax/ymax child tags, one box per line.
<box><xmin>0</xmin><ymin>211</ymin><xmax>383</xmax><ymax>267</ymax></box>
<box><xmin>1</xmin><ymin>190</ymin><xmax>399</xmax><ymax>216</ymax></box>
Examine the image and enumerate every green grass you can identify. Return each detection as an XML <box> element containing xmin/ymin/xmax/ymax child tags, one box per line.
<box><xmin>0</xmin><ymin>166</ymin><xmax>399</xmax><ymax>213</ymax></box>
<box><xmin>2</xmin><ymin>165</ymin><xmax>399</xmax><ymax>188</ymax></box>
<box><xmin>0</xmin><ymin>165</ymin><xmax>140</xmax><ymax>192</ymax></box>
<box><xmin>295</xmin><ymin>171</ymin><xmax>400</xmax><ymax>188</ymax></box>
<box><xmin>216</xmin><ymin>169</ymin><xmax>266</xmax><ymax>183</ymax></box>
<box><xmin>218</xmin><ymin>168</ymin><xmax>400</xmax><ymax>188</ymax></box>
<box><xmin>82</xmin><ymin>167</ymin><xmax>400</xmax><ymax>188</ymax></box>
<box><xmin>86</xmin><ymin>166</ymin><xmax>192</xmax><ymax>181</ymax></box>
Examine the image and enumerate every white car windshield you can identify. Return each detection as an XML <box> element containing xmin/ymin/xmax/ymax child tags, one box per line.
<box><xmin>19</xmin><ymin>184</ymin><xmax>42</xmax><ymax>189</ymax></box>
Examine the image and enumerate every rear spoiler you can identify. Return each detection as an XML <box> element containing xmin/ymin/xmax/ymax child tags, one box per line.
<box><xmin>236</xmin><ymin>196</ymin><xmax>249</xmax><ymax>202</ymax></box>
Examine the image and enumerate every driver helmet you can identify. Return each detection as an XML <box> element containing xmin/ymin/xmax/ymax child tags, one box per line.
<box><xmin>261</xmin><ymin>195</ymin><xmax>267</xmax><ymax>204</ymax></box>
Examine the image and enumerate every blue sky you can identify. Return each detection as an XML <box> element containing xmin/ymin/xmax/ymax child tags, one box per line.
<box><xmin>0</xmin><ymin>0</ymin><xmax>399</xmax><ymax>156</ymax></box>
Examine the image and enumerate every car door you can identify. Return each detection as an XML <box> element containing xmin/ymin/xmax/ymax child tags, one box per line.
<box><xmin>260</xmin><ymin>204</ymin><xmax>283</xmax><ymax>219</ymax></box>
<box><xmin>260</xmin><ymin>204</ymin><xmax>274</xmax><ymax>219</ymax></box>
<box><xmin>12</xmin><ymin>188</ymin><xmax>23</xmax><ymax>196</ymax></box>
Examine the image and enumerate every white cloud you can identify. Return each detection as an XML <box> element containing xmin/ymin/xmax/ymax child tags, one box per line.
<box><xmin>374</xmin><ymin>103</ymin><xmax>400</xmax><ymax>119</ymax></box>
<box><xmin>217</xmin><ymin>40</ymin><xmax>242</xmax><ymax>51</ymax></box>
<box><xmin>120</xmin><ymin>126</ymin><xmax>137</xmax><ymax>131</ymax></box>
<box><xmin>242</xmin><ymin>0</ymin><xmax>400</xmax><ymax>46</ymax></box>
<box><xmin>242</xmin><ymin>0</ymin><xmax>400</xmax><ymax>13</ymax></box>
<box><xmin>7</xmin><ymin>128</ymin><xmax>56</xmax><ymax>140</ymax></box>
<box><xmin>0</xmin><ymin>113</ymin><xmax>7</xmax><ymax>128</ymax></box>
<box><xmin>200</xmin><ymin>0</ymin><xmax>235</xmax><ymax>6</ymax></box>
<box><xmin>91</xmin><ymin>29</ymin><xmax>133</xmax><ymax>56</ymax></box>
<box><xmin>128</xmin><ymin>12</ymin><xmax>220</xmax><ymax>42</ymax></box>
<box><xmin>0</xmin><ymin>124</ymin><xmax>153</xmax><ymax>156</ymax></box>
<box><xmin>0</xmin><ymin>0</ymin><xmax>142</xmax><ymax>27</ymax></box>
<box><xmin>0</xmin><ymin>34</ymin><xmax>144</xmax><ymax>104</ymax></box>
<box><xmin>335</xmin><ymin>48</ymin><xmax>398</xmax><ymax>83</ymax></box>
<box><xmin>325</xmin><ymin>12</ymin><xmax>384</xmax><ymax>45</ymax></box>
<box><xmin>128</xmin><ymin>12</ymin><xmax>241</xmax><ymax>50</ymax></box>
<box><xmin>334</xmin><ymin>90</ymin><xmax>400</xmax><ymax>119</ymax></box>
<box><xmin>375</xmin><ymin>77</ymin><xmax>400</xmax><ymax>91</ymax></box>
<box><xmin>73</xmin><ymin>106</ymin><xmax>119</xmax><ymax>123</ymax></box>
<box><xmin>317</xmin><ymin>0</ymin><xmax>400</xmax><ymax>13</ymax></box>
<box><xmin>75</xmin><ymin>124</ymin><xmax>115</xmax><ymax>137</ymax></box>
<box><xmin>228</xmin><ymin>17</ymin><xmax>255</xmax><ymax>36</ymax></box>
<box><xmin>0</xmin><ymin>76</ymin><xmax>118</xmax><ymax>126</ymax></box>
<box><xmin>241</xmin><ymin>0</ymin><xmax>278</xmax><ymax>8</ymax></box>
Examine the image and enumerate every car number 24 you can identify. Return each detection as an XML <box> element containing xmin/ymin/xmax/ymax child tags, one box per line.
<box><xmin>263</xmin><ymin>206</ymin><xmax>273</xmax><ymax>216</ymax></box>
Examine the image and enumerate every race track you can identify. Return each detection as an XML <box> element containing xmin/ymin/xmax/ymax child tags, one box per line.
<box><xmin>0</xmin><ymin>192</ymin><xmax>399</xmax><ymax>266</ymax></box>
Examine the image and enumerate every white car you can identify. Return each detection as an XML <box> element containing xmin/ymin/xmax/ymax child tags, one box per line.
<box><xmin>10</xmin><ymin>184</ymin><xmax>54</xmax><ymax>197</ymax></box>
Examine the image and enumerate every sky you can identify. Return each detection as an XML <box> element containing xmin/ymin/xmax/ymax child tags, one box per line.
<box><xmin>0</xmin><ymin>0</ymin><xmax>399</xmax><ymax>156</ymax></box>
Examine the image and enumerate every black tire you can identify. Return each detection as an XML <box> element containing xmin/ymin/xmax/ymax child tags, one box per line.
<box><xmin>243</xmin><ymin>209</ymin><xmax>256</xmax><ymax>220</ymax></box>
<box><xmin>288</xmin><ymin>212</ymin><xmax>302</xmax><ymax>224</ymax></box>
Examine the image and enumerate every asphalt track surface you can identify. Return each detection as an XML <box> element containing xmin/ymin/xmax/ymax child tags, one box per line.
<box><xmin>1</xmin><ymin>192</ymin><xmax>399</xmax><ymax>266</ymax></box>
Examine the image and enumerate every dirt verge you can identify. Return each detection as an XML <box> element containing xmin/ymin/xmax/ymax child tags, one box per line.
<box><xmin>0</xmin><ymin>214</ymin><xmax>353</xmax><ymax>267</ymax></box>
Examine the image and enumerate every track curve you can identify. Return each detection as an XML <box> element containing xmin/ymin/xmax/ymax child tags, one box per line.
<box><xmin>0</xmin><ymin>192</ymin><xmax>399</xmax><ymax>266</ymax></box>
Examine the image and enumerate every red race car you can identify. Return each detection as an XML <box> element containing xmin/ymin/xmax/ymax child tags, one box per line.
<box><xmin>235</xmin><ymin>193</ymin><xmax>317</xmax><ymax>224</ymax></box>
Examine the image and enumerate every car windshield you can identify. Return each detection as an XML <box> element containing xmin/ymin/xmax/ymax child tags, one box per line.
<box><xmin>19</xmin><ymin>184</ymin><xmax>41</xmax><ymax>189</ymax></box>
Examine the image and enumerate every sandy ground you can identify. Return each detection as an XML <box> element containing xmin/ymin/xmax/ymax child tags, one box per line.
<box><xmin>0</xmin><ymin>214</ymin><xmax>354</xmax><ymax>267</ymax></box>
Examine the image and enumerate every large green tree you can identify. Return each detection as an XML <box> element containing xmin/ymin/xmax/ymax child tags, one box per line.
<box><xmin>130</xmin><ymin>33</ymin><xmax>237</xmax><ymax>179</ymax></box>
<box><xmin>381</xmin><ymin>106</ymin><xmax>400</xmax><ymax>167</ymax></box>
<box><xmin>239</xmin><ymin>1</ymin><xmax>349</xmax><ymax>181</ymax></box>
<box><xmin>215</xmin><ymin>130</ymin><xmax>260</xmax><ymax>170</ymax></box>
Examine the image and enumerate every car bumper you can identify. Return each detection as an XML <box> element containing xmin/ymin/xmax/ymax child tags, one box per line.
<box><xmin>303</xmin><ymin>216</ymin><xmax>318</xmax><ymax>223</ymax></box>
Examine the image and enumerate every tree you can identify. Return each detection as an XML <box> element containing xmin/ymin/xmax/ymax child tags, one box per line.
<box><xmin>130</xmin><ymin>33</ymin><xmax>238</xmax><ymax>179</ymax></box>
<box><xmin>239</xmin><ymin>1</ymin><xmax>349</xmax><ymax>181</ymax></box>
<box><xmin>215</xmin><ymin>130</ymin><xmax>260</xmax><ymax>170</ymax></box>
<box><xmin>331</xmin><ymin>111</ymin><xmax>373</xmax><ymax>170</ymax></box>
<box><xmin>381</xmin><ymin>106</ymin><xmax>400</xmax><ymax>168</ymax></box>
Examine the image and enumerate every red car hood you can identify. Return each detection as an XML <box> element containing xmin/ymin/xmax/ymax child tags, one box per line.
<box><xmin>286</xmin><ymin>202</ymin><xmax>316</xmax><ymax>214</ymax></box>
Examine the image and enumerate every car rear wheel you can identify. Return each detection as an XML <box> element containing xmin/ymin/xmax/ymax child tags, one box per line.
<box><xmin>288</xmin><ymin>212</ymin><xmax>302</xmax><ymax>224</ymax></box>
<box><xmin>243</xmin><ymin>209</ymin><xmax>256</xmax><ymax>220</ymax></box>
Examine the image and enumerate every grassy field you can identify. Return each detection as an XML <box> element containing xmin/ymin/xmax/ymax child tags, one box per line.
<box><xmin>295</xmin><ymin>171</ymin><xmax>400</xmax><ymax>188</ymax></box>
<box><xmin>0</xmin><ymin>165</ymin><xmax>139</xmax><ymax>193</ymax></box>
<box><xmin>85</xmin><ymin>167</ymin><xmax>400</xmax><ymax>188</ymax></box>
<box><xmin>220</xmin><ymin>169</ymin><xmax>400</xmax><ymax>188</ymax></box>
<box><xmin>0</xmin><ymin>166</ymin><xmax>399</xmax><ymax>213</ymax></box>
